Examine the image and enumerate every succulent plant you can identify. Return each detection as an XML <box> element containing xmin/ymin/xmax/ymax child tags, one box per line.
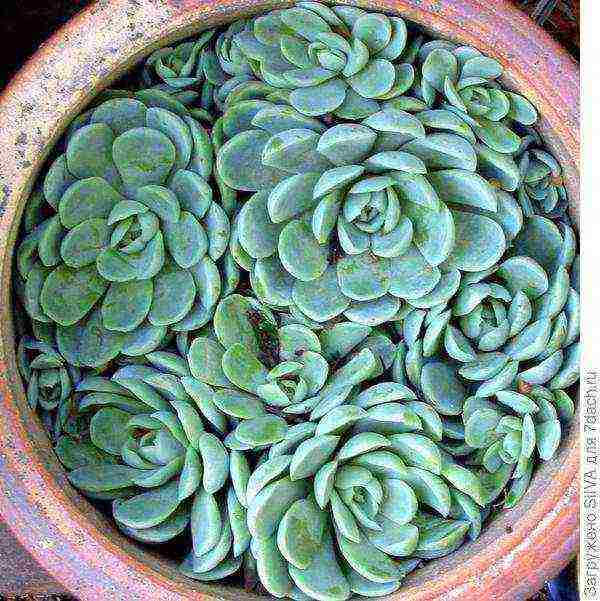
<box><xmin>142</xmin><ymin>30</ymin><xmax>216</xmax><ymax>92</ymax></box>
<box><xmin>221</xmin><ymin>4</ymin><xmax>416</xmax><ymax>117</ymax></box>
<box><xmin>56</xmin><ymin>353</ymin><xmax>245</xmax><ymax>573</ymax></box>
<box><xmin>418</xmin><ymin>43</ymin><xmax>537</xmax><ymax>150</ymax></box>
<box><xmin>462</xmin><ymin>383</ymin><xmax>575</xmax><ymax>508</ymax></box>
<box><xmin>217</xmin><ymin>98</ymin><xmax>525</xmax><ymax>325</ymax></box>
<box><xmin>16</xmin><ymin>335</ymin><xmax>80</xmax><ymax>411</ymax></box>
<box><xmin>400</xmin><ymin>219</ymin><xmax>579</xmax><ymax>382</ymax></box>
<box><xmin>13</xmin><ymin>4</ymin><xmax>580</xmax><ymax>600</ymax></box>
<box><xmin>16</xmin><ymin>92</ymin><xmax>231</xmax><ymax>368</ymax></box>
<box><xmin>231</xmin><ymin>429</ymin><xmax>481</xmax><ymax>600</ymax></box>
<box><xmin>516</xmin><ymin>129</ymin><xmax>570</xmax><ymax>219</ymax></box>
<box><xmin>186</xmin><ymin>294</ymin><xmax>408</xmax><ymax>449</ymax></box>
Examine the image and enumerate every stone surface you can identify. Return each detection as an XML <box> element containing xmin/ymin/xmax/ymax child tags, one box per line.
<box><xmin>0</xmin><ymin>522</ymin><xmax>67</xmax><ymax>596</ymax></box>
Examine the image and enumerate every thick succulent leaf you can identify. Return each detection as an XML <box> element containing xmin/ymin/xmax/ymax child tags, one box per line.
<box><xmin>428</xmin><ymin>170</ymin><xmax>496</xmax><ymax>211</ymax></box>
<box><xmin>66</xmin><ymin>124</ymin><xmax>120</xmax><ymax>186</ymax></box>
<box><xmin>57</xmin><ymin>310</ymin><xmax>123</xmax><ymax>368</ymax></box>
<box><xmin>293</xmin><ymin>266</ymin><xmax>350</xmax><ymax>322</ymax></box>
<box><xmin>213</xmin><ymin>388</ymin><xmax>265</xmax><ymax>421</ymax></box>
<box><xmin>349</xmin><ymin>59</ymin><xmax>396</xmax><ymax>98</ymax></box>
<box><xmin>213</xmin><ymin>294</ymin><xmax>275</xmax><ymax>354</ymax></box>
<box><xmin>518</xmin><ymin>350</ymin><xmax>564</xmax><ymax>385</ymax></box>
<box><xmin>420</xmin><ymin>361</ymin><xmax>466</xmax><ymax>415</ymax></box>
<box><xmin>362</xmin><ymin>108</ymin><xmax>425</xmax><ymax>137</ymax></box>
<box><xmin>440</xmin><ymin>457</ymin><xmax>484</xmax><ymax>506</ymax></box>
<box><xmin>247</xmin><ymin>476</ymin><xmax>310</xmax><ymax>539</ymax></box>
<box><xmin>262</xmin><ymin>129</ymin><xmax>331</xmax><ymax>173</ymax></box>
<box><xmin>277</xmin><ymin>497</ymin><xmax>326</xmax><ymax>569</ymax></box>
<box><xmin>179</xmin><ymin>446</ymin><xmax>202</xmax><ymax>501</ymax></box>
<box><xmin>535</xmin><ymin>419</ymin><xmax>561</xmax><ymax>460</ymax></box>
<box><xmin>237</xmin><ymin>191</ymin><xmax>282</xmax><ymax>259</ymax></box>
<box><xmin>222</xmin><ymin>343</ymin><xmax>268</xmax><ymax>393</ymax></box>
<box><xmin>389</xmin><ymin>433</ymin><xmax>442</xmax><ymax>474</ymax></box>
<box><xmin>41</xmin><ymin>265</ymin><xmax>107</xmax><ymax>326</ymax></box>
<box><xmin>475</xmin><ymin>360</ymin><xmax>520</xmax><ymax>398</ymax></box>
<box><xmin>290</xmin><ymin>79</ymin><xmax>348</xmax><ymax>116</ymax></box>
<box><xmin>290</xmin><ymin>435</ymin><xmax>340</xmax><ymax>480</ymax></box>
<box><xmin>279</xmin><ymin>219</ymin><xmax>329</xmax><ymax>282</ymax></box>
<box><xmin>464</xmin><ymin>408</ymin><xmax>501</xmax><ymax>448</ymax></box>
<box><xmin>337</xmin><ymin>253</ymin><xmax>390</xmax><ymax>301</ymax></box>
<box><xmin>90</xmin><ymin>407</ymin><xmax>130</xmax><ymax>455</ymax></box>
<box><xmin>113</xmin><ymin>479</ymin><xmax>180</xmax><ymax>529</ymax></box>
<box><xmin>337</xmin><ymin>529</ymin><xmax>402</xmax><ymax>583</ymax></box>
<box><xmin>496</xmin><ymin>256</ymin><xmax>548</xmax><ymax>299</ymax></box>
<box><xmin>313</xmin><ymin>165</ymin><xmax>365</xmax><ymax>200</ymax></box>
<box><xmin>180</xmin><ymin>554</ymin><xmax>242</xmax><ymax>582</ymax></box>
<box><xmin>512</xmin><ymin>215</ymin><xmax>563</xmax><ymax>273</ymax></box>
<box><xmin>235</xmin><ymin>415</ymin><xmax>289</xmax><ymax>447</ymax></box>
<box><xmin>217</xmin><ymin>130</ymin><xmax>286</xmax><ymax>191</ymax></box>
<box><xmin>317</xmin><ymin>124</ymin><xmax>377</xmax><ymax>166</ymax></box>
<box><xmin>402</xmin><ymin>133</ymin><xmax>476</xmax><ymax>170</ymax></box>
<box><xmin>117</xmin><ymin>506</ymin><xmax>190</xmax><ymax>544</ymax></box>
<box><xmin>389</xmin><ymin>245</ymin><xmax>441</xmax><ymax>299</ymax></box>
<box><xmin>253</xmin><ymin>535</ymin><xmax>294</xmax><ymax>597</ymax></box>
<box><xmin>414</xmin><ymin>518</ymin><xmax>469</xmax><ymax>559</ymax></box>
<box><xmin>549</xmin><ymin>342</ymin><xmax>580</xmax><ymax>389</ymax></box>
<box><xmin>408</xmin><ymin>270</ymin><xmax>461</xmax><ymax>309</ymax></box>
<box><xmin>288</xmin><ymin>530</ymin><xmax>350</xmax><ymax>601</ymax></box>
<box><xmin>246</xmin><ymin>455</ymin><xmax>293</xmax><ymax>506</ymax></box>
<box><xmin>68</xmin><ymin>464</ymin><xmax>141</xmax><ymax>492</ymax></box>
<box><xmin>101</xmin><ymin>280</ymin><xmax>153</xmax><ymax>333</ymax></box>
<box><xmin>148</xmin><ymin>263</ymin><xmax>196</xmax><ymax>326</ymax></box>
<box><xmin>473</xmin><ymin>118</ymin><xmax>520</xmax><ymax>154</ymax></box>
<box><xmin>268</xmin><ymin>173</ymin><xmax>322</xmax><ymax>223</ymax></box>
<box><xmin>474</xmin><ymin>143</ymin><xmax>520</xmax><ymax>191</ymax></box>
<box><xmin>503</xmin><ymin>318</ymin><xmax>552</xmax><ymax>361</ymax></box>
<box><xmin>402</xmin><ymin>202</ymin><xmax>455</xmax><ymax>267</ymax></box>
<box><xmin>188</xmin><ymin>337</ymin><xmax>229</xmax><ymax>387</ymax></box>
<box><xmin>496</xmin><ymin>390</ymin><xmax>539</xmax><ymax>414</ymax></box>
<box><xmin>191</xmin><ymin>488</ymin><xmax>222</xmax><ymax>556</ymax></box>
<box><xmin>380</xmin><ymin>478</ymin><xmax>418</xmax><ymax>524</ymax></box>
<box><xmin>197</xmin><ymin>432</ymin><xmax>229</xmax><ymax>493</ymax></box>
<box><xmin>113</xmin><ymin>127</ymin><xmax>177</xmax><ymax>190</ymax></box>
<box><xmin>444</xmin><ymin>210</ymin><xmax>506</xmax><ymax>272</ymax></box>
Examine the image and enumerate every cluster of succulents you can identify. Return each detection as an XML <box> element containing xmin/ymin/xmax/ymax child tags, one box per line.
<box><xmin>14</xmin><ymin>4</ymin><xmax>579</xmax><ymax>600</ymax></box>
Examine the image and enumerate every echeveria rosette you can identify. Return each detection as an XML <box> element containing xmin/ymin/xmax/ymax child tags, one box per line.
<box><xmin>225</xmin><ymin>4</ymin><xmax>414</xmax><ymax>118</ymax></box>
<box><xmin>394</xmin><ymin>215</ymin><xmax>579</xmax><ymax>505</ymax></box>
<box><xmin>230</xmin><ymin>394</ymin><xmax>488</xmax><ymax>600</ymax></box>
<box><xmin>217</xmin><ymin>99</ymin><xmax>517</xmax><ymax>326</ymax></box>
<box><xmin>399</xmin><ymin>212</ymin><xmax>579</xmax><ymax>389</ymax></box>
<box><xmin>141</xmin><ymin>29</ymin><xmax>216</xmax><ymax>93</ymax></box>
<box><xmin>186</xmin><ymin>295</ymin><xmax>403</xmax><ymax>448</ymax></box>
<box><xmin>15</xmin><ymin>332</ymin><xmax>91</xmax><ymax>442</ymax></box>
<box><xmin>516</xmin><ymin>130</ymin><xmax>570</xmax><ymax>219</ymax></box>
<box><xmin>16</xmin><ymin>94</ymin><xmax>230</xmax><ymax>367</ymax></box>
<box><xmin>57</xmin><ymin>355</ymin><xmax>252</xmax><ymax>578</ymax></box>
<box><xmin>418</xmin><ymin>42</ymin><xmax>538</xmax><ymax>155</ymax></box>
<box><xmin>211</xmin><ymin>21</ymin><xmax>267</xmax><ymax>109</ymax></box>
<box><xmin>461</xmin><ymin>382</ymin><xmax>575</xmax><ymax>509</ymax></box>
<box><xmin>16</xmin><ymin>335</ymin><xmax>82</xmax><ymax>412</ymax></box>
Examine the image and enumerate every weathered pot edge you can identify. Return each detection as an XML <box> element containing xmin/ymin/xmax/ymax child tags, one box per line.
<box><xmin>0</xmin><ymin>1</ymin><xmax>579</xmax><ymax>600</ymax></box>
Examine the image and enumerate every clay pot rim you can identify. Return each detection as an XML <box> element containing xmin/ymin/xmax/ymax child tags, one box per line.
<box><xmin>0</xmin><ymin>1</ymin><xmax>579</xmax><ymax>600</ymax></box>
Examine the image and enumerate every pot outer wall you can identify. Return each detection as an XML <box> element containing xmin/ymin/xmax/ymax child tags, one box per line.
<box><xmin>0</xmin><ymin>1</ymin><xmax>579</xmax><ymax>600</ymax></box>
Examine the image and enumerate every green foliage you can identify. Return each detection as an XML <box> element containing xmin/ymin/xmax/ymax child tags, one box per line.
<box><xmin>13</xmin><ymin>3</ymin><xmax>579</xmax><ymax>600</ymax></box>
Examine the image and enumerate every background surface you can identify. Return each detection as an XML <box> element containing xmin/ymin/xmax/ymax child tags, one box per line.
<box><xmin>0</xmin><ymin>0</ymin><xmax>579</xmax><ymax>599</ymax></box>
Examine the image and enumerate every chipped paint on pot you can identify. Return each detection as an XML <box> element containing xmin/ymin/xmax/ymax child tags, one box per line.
<box><xmin>0</xmin><ymin>1</ymin><xmax>579</xmax><ymax>600</ymax></box>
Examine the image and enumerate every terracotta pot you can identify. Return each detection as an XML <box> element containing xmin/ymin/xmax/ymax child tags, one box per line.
<box><xmin>0</xmin><ymin>1</ymin><xmax>579</xmax><ymax>599</ymax></box>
